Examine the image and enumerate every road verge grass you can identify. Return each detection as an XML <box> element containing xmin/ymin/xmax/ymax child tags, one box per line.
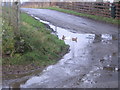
<box><xmin>2</xmin><ymin>13</ymin><xmax>69</xmax><ymax>79</ymax></box>
<box><xmin>45</xmin><ymin>7</ymin><xmax>119</xmax><ymax>25</ymax></box>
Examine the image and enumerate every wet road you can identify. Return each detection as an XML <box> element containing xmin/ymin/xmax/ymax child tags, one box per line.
<box><xmin>21</xmin><ymin>8</ymin><xmax>118</xmax><ymax>34</ymax></box>
<box><xmin>3</xmin><ymin>8</ymin><xmax>118</xmax><ymax>88</ymax></box>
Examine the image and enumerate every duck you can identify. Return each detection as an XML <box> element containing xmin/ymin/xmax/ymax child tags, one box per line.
<box><xmin>62</xmin><ymin>35</ymin><xmax>65</xmax><ymax>40</ymax></box>
<box><xmin>72</xmin><ymin>37</ymin><xmax>77</xmax><ymax>42</ymax></box>
<box><xmin>62</xmin><ymin>35</ymin><xmax>77</xmax><ymax>42</ymax></box>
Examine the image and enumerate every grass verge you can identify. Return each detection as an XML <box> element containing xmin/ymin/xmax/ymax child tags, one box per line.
<box><xmin>2</xmin><ymin>13</ymin><xmax>69</xmax><ymax>79</ymax></box>
<box><xmin>45</xmin><ymin>7</ymin><xmax>119</xmax><ymax>25</ymax></box>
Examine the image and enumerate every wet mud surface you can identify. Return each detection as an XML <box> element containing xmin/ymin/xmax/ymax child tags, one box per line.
<box><xmin>2</xmin><ymin>8</ymin><xmax>118</xmax><ymax>88</ymax></box>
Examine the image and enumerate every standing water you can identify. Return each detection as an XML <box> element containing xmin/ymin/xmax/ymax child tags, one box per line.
<box><xmin>3</xmin><ymin>14</ymin><xmax>118</xmax><ymax>88</ymax></box>
<box><xmin>19</xmin><ymin>15</ymin><xmax>94</xmax><ymax>88</ymax></box>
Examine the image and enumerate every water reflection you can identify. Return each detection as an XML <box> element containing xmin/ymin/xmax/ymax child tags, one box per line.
<box><xmin>93</xmin><ymin>34</ymin><xmax>117</xmax><ymax>44</ymax></box>
<box><xmin>20</xmin><ymin>15</ymin><xmax>97</xmax><ymax>88</ymax></box>
<box><xmin>5</xmin><ymin>14</ymin><xmax>117</xmax><ymax>88</ymax></box>
<box><xmin>93</xmin><ymin>34</ymin><xmax>102</xmax><ymax>43</ymax></box>
<box><xmin>32</xmin><ymin>14</ymin><xmax>117</xmax><ymax>45</ymax></box>
<box><xmin>23</xmin><ymin>15</ymin><xmax>117</xmax><ymax>85</ymax></box>
<box><xmin>99</xmin><ymin>52</ymin><xmax>118</xmax><ymax>73</ymax></box>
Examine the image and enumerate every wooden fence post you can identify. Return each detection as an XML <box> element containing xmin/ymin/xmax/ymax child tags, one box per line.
<box><xmin>13</xmin><ymin>0</ymin><xmax>20</xmax><ymax>38</ymax></box>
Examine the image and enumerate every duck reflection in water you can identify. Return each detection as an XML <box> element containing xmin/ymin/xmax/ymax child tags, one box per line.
<box><xmin>62</xmin><ymin>35</ymin><xmax>77</xmax><ymax>42</ymax></box>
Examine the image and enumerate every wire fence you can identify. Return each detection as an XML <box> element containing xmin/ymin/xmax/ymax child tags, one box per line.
<box><xmin>56</xmin><ymin>2</ymin><xmax>120</xmax><ymax>19</ymax></box>
<box><xmin>22</xmin><ymin>2</ymin><xmax>120</xmax><ymax>19</ymax></box>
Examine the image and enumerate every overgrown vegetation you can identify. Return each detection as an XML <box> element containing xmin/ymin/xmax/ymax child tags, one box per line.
<box><xmin>2</xmin><ymin>13</ymin><xmax>68</xmax><ymax>67</ymax></box>
<box><xmin>45</xmin><ymin>7</ymin><xmax>119</xmax><ymax>25</ymax></box>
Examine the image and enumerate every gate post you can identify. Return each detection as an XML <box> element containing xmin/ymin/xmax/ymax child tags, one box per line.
<box><xmin>111</xmin><ymin>3</ymin><xmax>116</xmax><ymax>18</ymax></box>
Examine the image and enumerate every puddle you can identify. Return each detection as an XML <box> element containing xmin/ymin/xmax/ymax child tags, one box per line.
<box><xmin>19</xmin><ymin>14</ymin><xmax>96</xmax><ymax>88</ymax></box>
<box><xmin>100</xmin><ymin>54</ymin><xmax>112</xmax><ymax>63</ymax></box>
<box><xmin>103</xmin><ymin>67</ymin><xmax>118</xmax><ymax>72</ymax></box>
<box><xmin>99</xmin><ymin>53</ymin><xmax>118</xmax><ymax>72</ymax></box>
<box><xmin>99</xmin><ymin>53</ymin><xmax>117</xmax><ymax>63</ymax></box>
<box><xmin>112</xmin><ymin>52</ymin><xmax>117</xmax><ymax>56</ymax></box>
<box><xmin>32</xmin><ymin>15</ymin><xmax>115</xmax><ymax>45</ymax></box>
<box><xmin>3</xmin><ymin>14</ymin><xmax>118</xmax><ymax>88</ymax></box>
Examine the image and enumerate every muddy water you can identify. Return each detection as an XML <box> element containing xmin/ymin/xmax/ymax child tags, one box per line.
<box><xmin>3</xmin><ymin>14</ymin><xmax>118</xmax><ymax>88</ymax></box>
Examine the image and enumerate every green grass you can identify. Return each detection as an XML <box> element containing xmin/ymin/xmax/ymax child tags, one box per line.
<box><xmin>44</xmin><ymin>7</ymin><xmax>119</xmax><ymax>25</ymax></box>
<box><xmin>2</xmin><ymin>13</ymin><xmax>68</xmax><ymax>66</ymax></box>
